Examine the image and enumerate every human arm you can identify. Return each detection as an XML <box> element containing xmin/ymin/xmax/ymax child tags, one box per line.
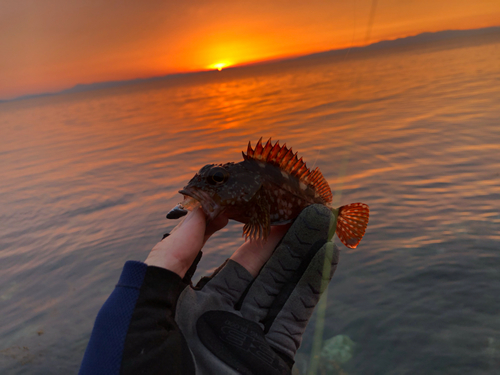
<box><xmin>79</xmin><ymin>205</ymin><xmax>339</xmax><ymax>375</ymax></box>
<box><xmin>78</xmin><ymin>208</ymin><xmax>287</xmax><ymax>374</ymax></box>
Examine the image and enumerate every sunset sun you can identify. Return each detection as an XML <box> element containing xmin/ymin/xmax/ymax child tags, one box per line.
<box><xmin>208</xmin><ymin>62</ymin><xmax>231</xmax><ymax>71</ymax></box>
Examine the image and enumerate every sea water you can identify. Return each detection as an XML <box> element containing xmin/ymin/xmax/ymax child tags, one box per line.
<box><xmin>1</xmin><ymin>34</ymin><xmax>499</xmax><ymax>374</ymax></box>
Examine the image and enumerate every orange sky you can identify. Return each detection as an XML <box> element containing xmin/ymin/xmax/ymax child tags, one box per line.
<box><xmin>1</xmin><ymin>0</ymin><xmax>499</xmax><ymax>100</ymax></box>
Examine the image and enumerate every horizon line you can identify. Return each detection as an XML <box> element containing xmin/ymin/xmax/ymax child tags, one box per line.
<box><xmin>2</xmin><ymin>25</ymin><xmax>499</xmax><ymax>103</ymax></box>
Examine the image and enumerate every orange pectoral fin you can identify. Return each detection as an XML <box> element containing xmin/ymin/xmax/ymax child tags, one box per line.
<box><xmin>336</xmin><ymin>203</ymin><xmax>370</xmax><ymax>248</ymax></box>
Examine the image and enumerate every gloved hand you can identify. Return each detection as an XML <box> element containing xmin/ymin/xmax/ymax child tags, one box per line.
<box><xmin>174</xmin><ymin>204</ymin><xmax>339</xmax><ymax>375</ymax></box>
<box><xmin>83</xmin><ymin>204</ymin><xmax>340</xmax><ymax>375</ymax></box>
<box><xmin>139</xmin><ymin>203</ymin><xmax>336</xmax><ymax>375</ymax></box>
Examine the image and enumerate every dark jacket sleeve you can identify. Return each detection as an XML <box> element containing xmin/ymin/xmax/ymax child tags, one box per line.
<box><xmin>79</xmin><ymin>261</ymin><xmax>195</xmax><ymax>375</ymax></box>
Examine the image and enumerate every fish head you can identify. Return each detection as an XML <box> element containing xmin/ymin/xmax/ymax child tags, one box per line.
<box><xmin>179</xmin><ymin>162</ymin><xmax>262</xmax><ymax>221</ymax></box>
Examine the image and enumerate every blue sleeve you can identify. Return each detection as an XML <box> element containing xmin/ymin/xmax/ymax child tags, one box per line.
<box><xmin>79</xmin><ymin>261</ymin><xmax>148</xmax><ymax>375</ymax></box>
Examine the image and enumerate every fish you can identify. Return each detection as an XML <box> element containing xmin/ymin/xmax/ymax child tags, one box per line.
<box><xmin>167</xmin><ymin>138</ymin><xmax>369</xmax><ymax>248</ymax></box>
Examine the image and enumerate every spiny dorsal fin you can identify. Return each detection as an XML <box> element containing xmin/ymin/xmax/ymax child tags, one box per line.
<box><xmin>243</xmin><ymin>138</ymin><xmax>333</xmax><ymax>203</ymax></box>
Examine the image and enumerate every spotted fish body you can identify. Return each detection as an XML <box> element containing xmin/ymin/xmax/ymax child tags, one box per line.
<box><xmin>169</xmin><ymin>138</ymin><xmax>369</xmax><ymax>248</ymax></box>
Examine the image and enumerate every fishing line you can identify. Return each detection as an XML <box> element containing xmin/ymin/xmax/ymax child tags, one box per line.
<box><xmin>307</xmin><ymin>152</ymin><xmax>350</xmax><ymax>375</ymax></box>
<box><xmin>308</xmin><ymin>0</ymin><xmax>358</xmax><ymax>175</ymax></box>
<box><xmin>365</xmin><ymin>0</ymin><xmax>378</xmax><ymax>44</ymax></box>
<box><xmin>344</xmin><ymin>0</ymin><xmax>357</xmax><ymax>59</ymax></box>
<box><xmin>310</xmin><ymin>148</ymin><xmax>321</xmax><ymax>171</ymax></box>
<box><xmin>308</xmin><ymin>1</ymin><xmax>378</xmax><ymax>372</ymax></box>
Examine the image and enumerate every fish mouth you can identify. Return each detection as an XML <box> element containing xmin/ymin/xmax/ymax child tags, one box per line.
<box><xmin>179</xmin><ymin>187</ymin><xmax>224</xmax><ymax>222</ymax></box>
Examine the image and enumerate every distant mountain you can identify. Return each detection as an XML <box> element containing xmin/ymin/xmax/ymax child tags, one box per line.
<box><xmin>3</xmin><ymin>26</ymin><xmax>499</xmax><ymax>103</ymax></box>
<box><xmin>292</xmin><ymin>26</ymin><xmax>500</xmax><ymax>61</ymax></box>
<box><xmin>1</xmin><ymin>69</ymin><xmax>215</xmax><ymax>103</ymax></box>
<box><xmin>368</xmin><ymin>27</ymin><xmax>500</xmax><ymax>48</ymax></box>
<box><xmin>56</xmin><ymin>70</ymin><xmax>220</xmax><ymax>95</ymax></box>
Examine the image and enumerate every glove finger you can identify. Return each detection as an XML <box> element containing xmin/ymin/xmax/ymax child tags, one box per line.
<box><xmin>201</xmin><ymin>259</ymin><xmax>254</xmax><ymax>307</ymax></box>
<box><xmin>239</xmin><ymin>204</ymin><xmax>333</xmax><ymax>327</ymax></box>
<box><xmin>265</xmin><ymin>241</ymin><xmax>339</xmax><ymax>359</ymax></box>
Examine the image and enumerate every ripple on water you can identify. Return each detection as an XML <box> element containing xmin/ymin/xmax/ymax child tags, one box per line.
<box><xmin>1</xmin><ymin>38</ymin><xmax>500</xmax><ymax>374</ymax></box>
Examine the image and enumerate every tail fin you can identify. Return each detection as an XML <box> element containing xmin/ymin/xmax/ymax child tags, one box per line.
<box><xmin>336</xmin><ymin>203</ymin><xmax>370</xmax><ymax>248</ymax></box>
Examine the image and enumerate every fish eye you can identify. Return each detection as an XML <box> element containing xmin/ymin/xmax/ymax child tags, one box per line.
<box><xmin>208</xmin><ymin>167</ymin><xmax>228</xmax><ymax>185</ymax></box>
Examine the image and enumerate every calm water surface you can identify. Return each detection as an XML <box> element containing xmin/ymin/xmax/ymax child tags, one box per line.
<box><xmin>1</xmin><ymin>37</ymin><xmax>500</xmax><ymax>374</ymax></box>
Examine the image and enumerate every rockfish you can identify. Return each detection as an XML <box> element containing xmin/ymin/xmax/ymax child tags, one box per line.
<box><xmin>167</xmin><ymin>138</ymin><xmax>369</xmax><ymax>248</ymax></box>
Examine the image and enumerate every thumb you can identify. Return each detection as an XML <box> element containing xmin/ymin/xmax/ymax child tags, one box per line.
<box><xmin>145</xmin><ymin>207</ymin><xmax>208</xmax><ymax>277</ymax></box>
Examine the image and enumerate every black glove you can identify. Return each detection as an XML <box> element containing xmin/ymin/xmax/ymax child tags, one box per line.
<box><xmin>122</xmin><ymin>204</ymin><xmax>339</xmax><ymax>375</ymax></box>
<box><xmin>180</xmin><ymin>204</ymin><xmax>339</xmax><ymax>374</ymax></box>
